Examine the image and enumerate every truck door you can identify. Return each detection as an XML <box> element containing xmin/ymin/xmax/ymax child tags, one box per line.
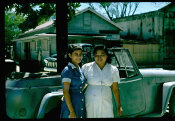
<box><xmin>110</xmin><ymin>48</ymin><xmax>146</xmax><ymax>117</ymax></box>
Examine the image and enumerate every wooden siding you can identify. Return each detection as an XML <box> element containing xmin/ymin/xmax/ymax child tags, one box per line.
<box><xmin>68</xmin><ymin>11</ymin><xmax>120</xmax><ymax>35</ymax></box>
<box><xmin>123</xmin><ymin>44</ymin><xmax>161</xmax><ymax>67</ymax></box>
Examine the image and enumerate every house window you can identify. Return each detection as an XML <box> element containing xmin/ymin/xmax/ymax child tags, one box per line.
<box><xmin>30</xmin><ymin>41</ymin><xmax>36</xmax><ymax>51</ymax></box>
<box><xmin>37</xmin><ymin>40</ymin><xmax>41</xmax><ymax>50</ymax></box>
<box><xmin>42</xmin><ymin>40</ymin><xmax>48</xmax><ymax>51</ymax></box>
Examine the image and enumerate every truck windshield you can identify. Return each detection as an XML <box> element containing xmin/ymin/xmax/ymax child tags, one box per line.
<box><xmin>111</xmin><ymin>49</ymin><xmax>137</xmax><ymax>79</ymax></box>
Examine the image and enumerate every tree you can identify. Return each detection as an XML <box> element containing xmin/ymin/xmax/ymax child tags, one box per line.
<box><xmin>68</xmin><ymin>2</ymin><xmax>81</xmax><ymax>22</ymax></box>
<box><xmin>5</xmin><ymin>10</ymin><xmax>26</xmax><ymax>58</ymax></box>
<box><xmin>5</xmin><ymin>2</ymin><xmax>81</xmax><ymax>32</ymax></box>
<box><xmin>5</xmin><ymin>3</ymin><xmax>56</xmax><ymax>32</ymax></box>
<box><xmin>89</xmin><ymin>2</ymin><xmax>140</xmax><ymax>20</ymax></box>
<box><xmin>5</xmin><ymin>11</ymin><xmax>26</xmax><ymax>46</ymax></box>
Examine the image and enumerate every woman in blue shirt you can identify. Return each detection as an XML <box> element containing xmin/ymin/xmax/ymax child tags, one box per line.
<box><xmin>60</xmin><ymin>44</ymin><xmax>86</xmax><ymax>118</ymax></box>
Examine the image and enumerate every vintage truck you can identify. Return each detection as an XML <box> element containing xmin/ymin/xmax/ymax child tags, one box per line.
<box><xmin>5</xmin><ymin>47</ymin><xmax>175</xmax><ymax>118</ymax></box>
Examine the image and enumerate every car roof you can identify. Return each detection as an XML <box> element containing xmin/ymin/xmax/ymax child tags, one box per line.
<box><xmin>70</xmin><ymin>43</ymin><xmax>92</xmax><ymax>47</ymax></box>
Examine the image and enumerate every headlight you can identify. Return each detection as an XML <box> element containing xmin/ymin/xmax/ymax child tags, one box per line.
<box><xmin>44</xmin><ymin>60</ymin><xmax>48</xmax><ymax>63</ymax></box>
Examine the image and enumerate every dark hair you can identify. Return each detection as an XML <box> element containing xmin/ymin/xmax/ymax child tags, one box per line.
<box><xmin>67</xmin><ymin>44</ymin><xmax>83</xmax><ymax>62</ymax></box>
<box><xmin>93</xmin><ymin>45</ymin><xmax>111</xmax><ymax>63</ymax></box>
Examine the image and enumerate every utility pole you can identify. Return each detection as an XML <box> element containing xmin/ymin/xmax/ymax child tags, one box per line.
<box><xmin>57</xmin><ymin>1</ymin><xmax>68</xmax><ymax>73</ymax></box>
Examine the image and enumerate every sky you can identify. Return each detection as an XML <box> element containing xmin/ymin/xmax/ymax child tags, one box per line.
<box><xmin>77</xmin><ymin>2</ymin><xmax>171</xmax><ymax>19</ymax></box>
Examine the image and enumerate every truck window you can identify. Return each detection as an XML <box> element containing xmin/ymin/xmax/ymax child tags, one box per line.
<box><xmin>111</xmin><ymin>49</ymin><xmax>137</xmax><ymax>80</ymax></box>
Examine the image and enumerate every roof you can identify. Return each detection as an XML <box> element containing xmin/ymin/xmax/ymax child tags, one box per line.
<box><xmin>12</xmin><ymin>33</ymin><xmax>56</xmax><ymax>42</ymax></box>
<box><xmin>75</xmin><ymin>7</ymin><xmax>124</xmax><ymax>31</ymax></box>
<box><xmin>69</xmin><ymin>43</ymin><xmax>92</xmax><ymax>47</ymax></box>
<box><xmin>19</xmin><ymin>20</ymin><xmax>55</xmax><ymax>37</ymax></box>
<box><xmin>114</xmin><ymin>3</ymin><xmax>174</xmax><ymax>22</ymax></box>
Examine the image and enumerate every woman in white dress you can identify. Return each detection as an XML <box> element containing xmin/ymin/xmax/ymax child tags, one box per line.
<box><xmin>82</xmin><ymin>45</ymin><xmax>123</xmax><ymax>118</ymax></box>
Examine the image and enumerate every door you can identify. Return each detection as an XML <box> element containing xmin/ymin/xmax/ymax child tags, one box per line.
<box><xmin>24</xmin><ymin>42</ymin><xmax>31</xmax><ymax>60</ymax></box>
<box><xmin>110</xmin><ymin>48</ymin><xmax>146</xmax><ymax>117</ymax></box>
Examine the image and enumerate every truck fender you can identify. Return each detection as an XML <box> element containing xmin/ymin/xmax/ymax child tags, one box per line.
<box><xmin>37</xmin><ymin>91</ymin><xmax>63</xmax><ymax>119</ymax></box>
<box><xmin>161</xmin><ymin>82</ymin><xmax>175</xmax><ymax>115</ymax></box>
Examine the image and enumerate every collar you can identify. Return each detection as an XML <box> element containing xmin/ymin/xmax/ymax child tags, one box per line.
<box><xmin>93</xmin><ymin>61</ymin><xmax>109</xmax><ymax>70</ymax></box>
<box><xmin>68</xmin><ymin>62</ymin><xmax>80</xmax><ymax>70</ymax></box>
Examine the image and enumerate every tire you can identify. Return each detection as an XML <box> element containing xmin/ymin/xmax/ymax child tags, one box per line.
<box><xmin>169</xmin><ymin>92</ymin><xmax>175</xmax><ymax>117</ymax></box>
<box><xmin>44</xmin><ymin>98</ymin><xmax>62</xmax><ymax>119</ymax></box>
<box><xmin>44</xmin><ymin>105</ymin><xmax>61</xmax><ymax>119</ymax></box>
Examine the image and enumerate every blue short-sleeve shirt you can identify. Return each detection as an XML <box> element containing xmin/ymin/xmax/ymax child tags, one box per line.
<box><xmin>60</xmin><ymin>62</ymin><xmax>86</xmax><ymax>118</ymax></box>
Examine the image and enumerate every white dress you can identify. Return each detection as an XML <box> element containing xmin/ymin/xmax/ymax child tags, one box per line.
<box><xmin>82</xmin><ymin>62</ymin><xmax>120</xmax><ymax>118</ymax></box>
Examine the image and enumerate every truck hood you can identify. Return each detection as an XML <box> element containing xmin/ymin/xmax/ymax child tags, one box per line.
<box><xmin>139</xmin><ymin>68</ymin><xmax>175</xmax><ymax>83</ymax></box>
<box><xmin>6</xmin><ymin>75</ymin><xmax>62</xmax><ymax>88</ymax></box>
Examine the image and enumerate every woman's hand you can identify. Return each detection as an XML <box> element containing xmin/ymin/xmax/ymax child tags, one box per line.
<box><xmin>117</xmin><ymin>106</ymin><xmax>123</xmax><ymax>116</ymax></box>
<box><xmin>69</xmin><ymin>111</ymin><xmax>77</xmax><ymax>118</ymax></box>
<box><xmin>112</xmin><ymin>82</ymin><xmax>123</xmax><ymax>117</ymax></box>
<box><xmin>83</xmin><ymin>83</ymin><xmax>88</xmax><ymax>93</ymax></box>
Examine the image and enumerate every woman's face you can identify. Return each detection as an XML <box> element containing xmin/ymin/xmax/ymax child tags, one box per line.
<box><xmin>94</xmin><ymin>50</ymin><xmax>108</xmax><ymax>65</ymax></box>
<box><xmin>69</xmin><ymin>50</ymin><xmax>82</xmax><ymax>65</ymax></box>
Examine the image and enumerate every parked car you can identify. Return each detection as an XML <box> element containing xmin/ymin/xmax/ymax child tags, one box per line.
<box><xmin>5</xmin><ymin>59</ymin><xmax>16</xmax><ymax>78</ymax></box>
<box><xmin>43</xmin><ymin>43</ymin><xmax>93</xmax><ymax>72</ymax></box>
<box><xmin>70</xmin><ymin>43</ymin><xmax>93</xmax><ymax>65</ymax></box>
<box><xmin>6</xmin><ymin>47</ymin><xmax>175</xmax><ymax>118</ymax></box>
<box><xmin>44</xmin><ymin>54</ymin><xmax>57</xmax><ymax>72</ymax></box>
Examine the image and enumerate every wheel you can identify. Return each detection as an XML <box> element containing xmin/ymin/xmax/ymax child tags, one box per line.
<box><xmin>44</xmin><ymin>105</ymin><xmax>61</xmax><ymax>119</ymax></box>
<box><xmin>44</xmin><ymin>99</ymin><xmax>62</xmax><ymax>119</ymax></box>
<box><xmin>169</xmin><ymin>92</ymin><xmax>175</xmax><ymax>117</ymax></box>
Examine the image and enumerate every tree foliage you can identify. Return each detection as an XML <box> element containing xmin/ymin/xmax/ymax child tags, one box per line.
<box><xmin>5</xmin><ymin>11</ymin><xmax>26</xmax><ymax>46</ymax></box>
<box><xmin>89</xmin><ymin>2</ymin><xmax>140</xmax><ymax>20</ymax></box>
<box><xmin>5</xmin><ymin>2</ymin><xmax>80</xmax><ymax>32</ymax></box>
<box><xmin>68</xmin><ymin>2</ymin><xmax>81</xmax><ymax>22</ymax></box>
<box><xmin>5</xmin><ymin>3</ymin><xmax>56</xmax><ymax>32</ymax></box>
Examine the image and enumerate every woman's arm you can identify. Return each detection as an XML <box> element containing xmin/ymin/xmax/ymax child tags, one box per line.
<box><xmin>83</xmin><ymin>83</ymin><xmax>88</xmax><ymax>93</ymax></box>
<box><xmin>112</xmin><ymin>82</ymin><xmax>123</xmax><ymax>116</ymax></box>
<box><xmin>63</xmin><ymin>82</ymin><xmax>76</xmax><ymax>118</ymax></box>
